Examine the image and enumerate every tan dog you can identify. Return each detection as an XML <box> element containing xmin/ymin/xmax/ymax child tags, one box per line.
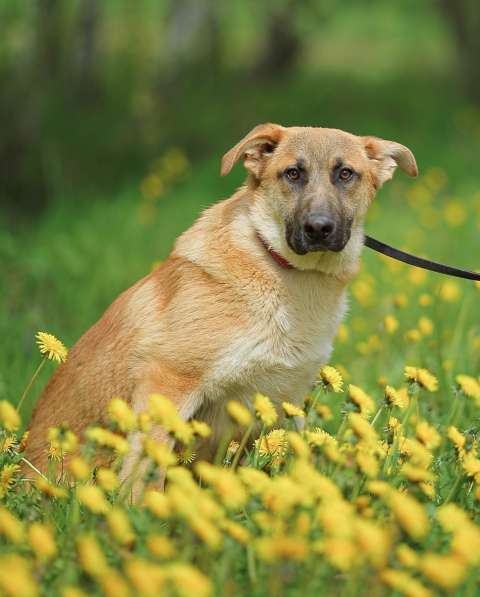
<box><xmin>26</xmin><ymin>123</ymin><xmax>417</xmax><ymax>483</ymax></box>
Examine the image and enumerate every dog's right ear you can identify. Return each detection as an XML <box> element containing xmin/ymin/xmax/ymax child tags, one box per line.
<box><xmin>221</xmin><ymin>123</ymin><xmax>285</xmax><ymax>177</ymax></box>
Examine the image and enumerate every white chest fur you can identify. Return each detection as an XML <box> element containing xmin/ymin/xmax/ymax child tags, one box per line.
<box><xmin>203</xmin><ymin>270</ymin><xmax>346</xmax><ymax>405</ymax></box>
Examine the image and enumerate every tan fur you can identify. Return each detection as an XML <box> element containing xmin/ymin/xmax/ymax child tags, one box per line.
<box><xmin>25</xmin><ymin>124</ymin><xmax>417</xmax><ymax>489</ymax></box>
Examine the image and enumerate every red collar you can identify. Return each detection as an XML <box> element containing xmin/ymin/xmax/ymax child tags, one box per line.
<box><xmin>258</xmin><ymin>235</ymin><xmax>295</xmax><ymax>269</ymax></box>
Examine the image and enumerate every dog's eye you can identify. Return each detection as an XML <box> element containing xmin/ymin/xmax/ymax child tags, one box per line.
<box><xmin>338</xmin><ymin>167</ymin><xmax>353</xmax><ymax>182</ymax></box>
<box><xmin>285</xmin><ymin>167</ymin><xmax>300</xmax><ymax>182</ymax></box>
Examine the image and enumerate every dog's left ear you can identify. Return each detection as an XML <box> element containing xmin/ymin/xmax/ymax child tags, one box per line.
<box><xmin>221</xmin><ymin>123</ymin><xmax>285</xmax><ymax>177</ymax></box>
<box><xmin>362</xmin><ymin>136</ymin><xmax>418</xmax><ymax>188</ymax></box>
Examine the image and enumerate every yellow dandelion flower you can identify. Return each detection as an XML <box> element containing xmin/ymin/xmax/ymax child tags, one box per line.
<box><xmin>36</xmin><ymin>331</ymin><xmax>68</xmax><ymax>363</ymax></box>
<box><xmin>0</xmin><ymin>401</ymin><xmax>20</xmax><ymax>432</ymax></box>
<box><xmin>77</xmin><ymin>534</ymin><xmax>109</xmax><ymax>578</ymax></box>
<box><xmin>420</xmin><ymin>553</ymin><xmax>467</xmax><ymax>590</ymax></box>
<box><xmin>416</xmin><ymin>420</ymin><xmax>441</xmax><ymax>450</ymax></box>
<box><xmin>188</xmin><ymin>517</ymin><xmax>222</xmax><ymax>549</ymax></box>
<box><xmin>96</xmin><ymin>468</ymin><xmax>119</xmax><ymax>492</ymax></box>
<box><xmin>107</xmin><ymin>398</ymin><xmax>137</xmax><ymax>432</ymax></box>
<box><xmin>356</xmin><ymin>449</ymin><xmax>379</xmax><ymax>478</ymax></box>
<box><xmin>440</xmin><ymin>280</ymin><xmax>460</xmax><ymax>302</ymax></box>
<box><xmin>348</xmin><ymin>412</ymin><xmax>378</xmax><ymax>442</ymax></box>
<box><xmin>36</xmin><ymin>477</ymin><xmax>68</xmax><ymax>499</ymax></box>
<box><xmin>0</xmin><ymin>435</ymin><xmax>16</xmax><ymax>453</ymax></box>
<box><xmin>388</xmin><ymin>491</ymin><xmax>429</xmax><ymax>540</ymax></box>
<box><xmin>337</xmin><ymin>322</ymin><xmax>349</xmax><ymax>342</ymax></box>
<box><xmin>178</xmin><ymin>446</ymin><xmax>196</xmax><ymax>464</ymax></box>
<box><xmin>0</xmin><ymin>464</ymin><xmax>20</xmax><ymax>497</ymax></box>
<box><xmin>221</xmin><ymin>520</ymin><xmax>251</xmax><ymax>545</ymax></box>
<box><xmin>68</xmin><ymin>456</ymin><xmax>91</xmax><ymax>482</ymax></box>
<box><xmin>399</xmin><ymin>437</ymin><xmax>433</xmax><ymax>468</ymax></box>
<box><xmin>85</xmin><ymin>427</ymin><xmax>129</xmax><ymax>455</ymax></box>
<box><xmin>76</xmin><ymin>485</ymin><xmax>110</xmax><ymax>514</ymax></box>
<box><xmin>256</xmin><ymin>535</ymin><xmax>309</xmax><ymax>562</ymax></box>
<box><xmin>18</xmin><ymin>430</ymin><xmax>29</xmax><ymax>451</ymax></box>
<box><xmin>368</xmin><ymin>483</ymin><xmax>391</xmax><ymax>501</ymax></box>
<box><xmin>387</xmin><ymin>416</ymin><xmax>401</xmax><ymax>434</ymax></box>
<box><xmin>447</xmin><ymin>426</ymin><xmax>466</xmax><ymax>451</ymax></box>
<box><xmin>396</xmin><ymin>543</ymin><xmax>419</xmax><ymax>568</ymax></box>
<box><xmin>28</xmin><ymin>523</ymin><xmax>57</xmax><ymax>561</ymax></box>
<box><xmin>354</xmin><ymin>519</ymin><xmax>391</xmax><ymax>568</ymax></box>
<box><xmin>254</xmin><ymin>393</ymin><xmax>278</xmax><ymax>426</ymax></box>
<box><xmin>144</xmin><ymin>438</ymin><xmax>177</xmax><ymax>468</ymax></box>
<box><xmin>0</xmin><ymin>507</ymin><xmax>24</xmax><ymax>543</ymax></box>
<box><xmin>320</xmin><ymin>538</ymin><xmax>356</xmax><ymax>571</ymax></box>
<box><xmin>419</xmin><ymin>293</ymin><xmax>433</xmax><ymax>306</ymax></box>
<box><xmin>237</xmin><ymin>467</ymin><xmax>271</xmax><ymax>495</ymax></box>
<box><xmin>348</xmin><ymin>385</ymin><xmax>375</xmax><ymax>416</ymax></box>
<box><xmin>405</xmin><ymin>329</ymin><xmax>421</xmax><ymax>343</ymax></box>
<box><xmin>195</xmin><ymin>462</ymin><xmax>247</xmax><ymax>510</ymax></box>
<box><xmin>456</xmin><ymin>374</ymin><xmax>480</xmax><ymax>400</ymax></box>
<box><xmin>318</xmin><ymin>365</ymin><xmax>344</xmax><ymax>392</ymax></box>
<box><xmin>451</xmin><ymin>524</ymin><xmax>480</xmax><ymax>565</ymax></box>
<box><xmin>255</xmin><ymin>429</ymin><xmax>288</xmax><ymax>465</ymax></box>
<box><xmin>385</xmin><ymin>385</ymin><xmax>408</xmax><ymax>409</ymax></box>
<box><xmin>381</xmin><ymin>569</ymin><xmax>431</xmax><ymax>597</ymax></box>
<box><xmin>147</xmin><ymin>393</ymin><xmax>179</xmax><ymax>425</ymax></box>
<box><xmin>168</xmin><ymin>563</ymin><xmax>213</xmax><ymax>597</ymax></box>
<box><xmin>436</xmin><ymin>503</ymin><xmax>470</xmax><ymax>532</ymax></box>
<box><xmin>0</xmin><ymin>554</ymin><xmax>37</xmax><ymax>597</ymax></box>
<box><xmin>48</xmin><ymin>426</ymin><xmax>78</xmax><ymax>455</ymax></box>
<box><xmin>138</xmin><ymin>412</ymin><xmax>152</xmax><ymax>432</ymax></box>
<box><xmin>146</xmin><ymin>534</ymin><xmax>175</xmax><ymax>559</ymax></box>
<box><xmin>286</xmin><ymin>431</ymin><xmax>310</xmax><ymax>459</ymax></box>
<box><xmin>409</xmin><ymin>267</ymin><xmax>427</xmax><ymax>285</ymax></box>
<box><xmin>124</xmin><ymin>558</ymin><xmax>166</xmax><ymax>595</ymax></box>
<box><xmin>462</xmin><ymin>453</ymin><xmax>480</xmax><ymax>478</ymax></box>
<box><xmin>316</xmin><ymin>404</ymin><xmax>333</xmax><ymax>420</ymax></box>
<box><xmin>226</xmin><ymin>400</ymin><xmax>252</xmax><ymax>427</ymax></box>
<box><xmin>383</xmin><ymin>314</ymin><xmax>399</xmax><ymax>334</ymax></box>
<box><xmin>401</xmin><ymin>463</ymin><xmax>435</xmax><ymax>483</ymax></box>
<box><xmin>394</xmin><ymin>292</ymin><xmax>408</xmax><ymax>308</ymax></box>
<box><xmin>191</xmin><ymin>420</ymin><xmax>212</xmax><ymax>438</ymax></box>
<box><xmin>99</xmin><ymin>570</ymin><xmax>130</xmax><ymax>597</ymax></box>
<box><xmin>282</xmin><ymin>401</ymin><xmax>305</xmax><ymax>418</ymax></box>
<box><xmin>418</xmin><ymin>316</ymin><xmax>434</xmax><ymax>336</ymax></box>
<box><xmin>143</xmin><ymin>490</ymin><xmax>171</xmax><ymax>518</ymax></box>
<box><xmin>404</xmin><ymin>366</ymin><xmax>438</xmax><ymax>392</ymax></box>
<box><xmin>106</xmin><ymin>507</ymin><xmax>135</xmax><ymax>545</ymax></box>
<box><xmin>225</xmin><ymin>440</ymin><xmax>240</xmax><ymax>460</ymax></box>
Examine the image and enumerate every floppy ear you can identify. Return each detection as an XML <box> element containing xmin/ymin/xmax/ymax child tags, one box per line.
<box><xmin>362</xmin><ymin>136</ymin><xmax>418</xmax><ymax>188</ymax></box>
<box><xmin>221</xmin><ymin>123</ymin><xmax>285</xmax><ymax>177</ymax></box>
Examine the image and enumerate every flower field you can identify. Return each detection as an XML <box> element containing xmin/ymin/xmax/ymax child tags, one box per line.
<box><xmin>1</xmin><ymin>161</ymin><xmax>480</xmax><ymax>596</ymax></box>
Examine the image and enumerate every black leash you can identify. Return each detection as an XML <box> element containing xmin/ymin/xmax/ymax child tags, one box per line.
<box><xmin>364</xmin><ymin>235</ymin><xmax>480</xmax><ymax>282</ymax></box>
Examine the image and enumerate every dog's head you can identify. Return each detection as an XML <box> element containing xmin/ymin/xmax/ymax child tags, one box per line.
<box><xmin>221</xmin><ymin>124</ymin><xmax>417</xmax><ymax>271</ymax></box>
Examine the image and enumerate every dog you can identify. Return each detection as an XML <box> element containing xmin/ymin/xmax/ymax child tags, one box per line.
<box><xmin>25</xmin><ymin>123</ymin><xmax>417</xmax><ymax>487</ymax></box>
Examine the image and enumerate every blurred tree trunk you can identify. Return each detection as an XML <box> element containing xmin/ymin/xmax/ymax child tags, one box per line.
<box><xmin>163</xmin><ymin>0</ymin><xmax>221</xmax><ymax>84</ymax></box>
<box><xmin>35</xmin><ymin>0</ymin><xmax>64</xmax><ymax>81</ymax></box>
<box><xmin>255</xmin><ymin>2</ymin><xmax>301</xmax><ymax>78</ymax></box>
<box><xmin>437</xmin><ymin>0</ymin><xmax>480</xmax><ymax>102</ymax></box>
<box><xmin>74</xmin><ymin>0</ymin><xmax>101</xmax><ymax>99</ymax></box>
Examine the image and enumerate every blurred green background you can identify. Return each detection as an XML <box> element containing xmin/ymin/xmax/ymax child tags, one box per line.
<box><xmin>1</xmin><ymin>0</ymin><xmax>479</xmax><ymax>420</ymax></box>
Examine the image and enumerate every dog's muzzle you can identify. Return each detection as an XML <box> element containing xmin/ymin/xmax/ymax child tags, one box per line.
<box><xmin>286</xmin><ymin>212</ymin><xmax>351</xmax><ymax>254</ymax></box>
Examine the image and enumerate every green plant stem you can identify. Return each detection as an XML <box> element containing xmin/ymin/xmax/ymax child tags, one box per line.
<box><xmin>231</xmin><ymin>424</ymin><xmax>254</xmax><ymax>469</ymax></box>
<box><xmin>445</xmin><ymin>470</ymin><xmax>463</xmax><ymax>503</ymax></box>
<box><xmin>17</xmin><ymin>357</ymin><xmax>47</xmax><ymax>414</ymax></box>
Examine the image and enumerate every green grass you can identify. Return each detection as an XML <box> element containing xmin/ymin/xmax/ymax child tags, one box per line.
<box><xmin>1</xmin><ymin>94</ymin><xmax>480</xmax><ymax>595</ymax></box>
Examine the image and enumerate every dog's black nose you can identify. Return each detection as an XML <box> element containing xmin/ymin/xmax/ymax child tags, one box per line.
<box><xmin>304</xmin><ymin>214</ymin><xmax>335</xmax><ymax>243</ymax></box>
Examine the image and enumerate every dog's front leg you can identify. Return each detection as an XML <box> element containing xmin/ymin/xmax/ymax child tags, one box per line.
<box><xmin>119</xmin><ymin>375</ymin><xmax>202</xmax><ymax>501</ymax></box>
<box><xmin>119</xmin><ymin>423</ymin><xmax>172</xmax><ymax>503</ymax></box>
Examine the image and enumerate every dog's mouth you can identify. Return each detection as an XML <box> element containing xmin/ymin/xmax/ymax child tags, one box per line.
<box><xmin>286</xmin><ymin>221</ymin><xmax>351</xmax><ymax>255</ymax></box>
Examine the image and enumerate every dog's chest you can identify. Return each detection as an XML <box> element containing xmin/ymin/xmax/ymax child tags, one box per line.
<box><xmin>206</xmin><ymin>274</ymin><xmax>346</xmax><ymax>400</ymax></box>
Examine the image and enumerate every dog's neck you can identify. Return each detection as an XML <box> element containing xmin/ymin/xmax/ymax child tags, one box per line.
<box><xmin>247</xmin><ymin>189</ymin><xmax>364</xmax><ymax>282</ymax></box>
